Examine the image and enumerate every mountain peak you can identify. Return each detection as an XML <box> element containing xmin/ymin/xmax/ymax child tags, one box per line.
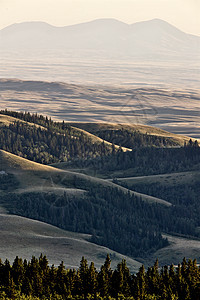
<box><xmin>1</xmin><ymin>21</ymin><xmax>55</xmax><ymax>34</ymax></box>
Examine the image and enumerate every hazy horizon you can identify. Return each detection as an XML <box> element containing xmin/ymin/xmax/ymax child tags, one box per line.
<box><xmin>0</xmin><ymin>17</ymin><xmax>199</xmax><ymax>90</ymax></box>
<box><xmin>1</xmin><ymin>17</ymin><xmax>200</xmax><ymax>38</ymax></box>
<box><xmin>0</xmin><ymin>0</ymin><xmax>199</xmax><ymax>36</ymax></box>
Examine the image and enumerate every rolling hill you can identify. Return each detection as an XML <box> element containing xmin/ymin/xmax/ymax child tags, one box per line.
<box><xmin>68</xmin><ymin>122</ymin><xmax>195</xmax><ymax>147</ymax></box>
<box><xmin>1</xmin><ymin>214</ymin><xmax>200</xmax><ymax>269</ymax></box>
<box><xmin>0</xmin><ymin>112</ymin><xmax>131</xmax><ymax>154</ymax></box>
<box><xmin>0</xmin><ymin>147</ymin><xmax>200</xmax><ymax>267</ymax></box>
<box><xmin>0</xmin><ymin>149</ymin><xmax>174</xmax><ymax>260</ymax></box>
<box><xmin>0</xmin><ymin>213</ymin><xmax>141</xmax><ymax>272</ymax></box>
<box><xmin>0</xmin><ymin>109</ymin><xmax>200</xmax><ymax>267</ymax></box>
<box><xmin>149</xmin><ymin>233</ymin><xmax>200</xmax><ymax>266</ymax></box>
<box><xmin>109</xmin><ymin>170</ymin><xmax>200</xmax><ymax>187</ymax></box>
<box><xmin>0</xmin><ymin>149</ymin><xmax>170</xmax><ymax>207</ymax></box>
<box><xmin>0</xmin><ymin>146</ymin><xmax>200</xmax><ymax>267</ymax></box>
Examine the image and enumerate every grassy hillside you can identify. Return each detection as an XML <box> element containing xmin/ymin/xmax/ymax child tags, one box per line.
<box><xmin>113</xmin><ymin>170</ymin><xmax>200</xmax><ymax>207</ymax></box>
<box><xmin>111</xmin><ymin>170</ymin><xmax>200</xmax><ymax>187</ymax></box>
<box><xmin>70</xmin><ymin>124</ymin><xmax>131</xmax><ymax>152</ymax></box>
<box><xmin>0</xmin><ymin>214</ymin><xmax>141</xmax><ymax>272</ymax></box>
<box><xmin>0</xmin><ymin>113</ymin><xmax>47</xmax><ymax>130</ymax></box>
<box><xmin>0</xmin><ymin>149</ymin><xmax>170</xmax><ymax>207</ymax></box>
<box><xmin>1</xmin><ymin>203</ymin><xmax>200</xmax><ymax>269</ymax></box>
<box><xmin>148</xmin><ymin>233</ymin><xmax>200</xmax><ymax>266</ymax></box>
<box><xmin>1</xmin><ymin>148</ymin><xmax>200</xmax><ymax>263</ymax></box>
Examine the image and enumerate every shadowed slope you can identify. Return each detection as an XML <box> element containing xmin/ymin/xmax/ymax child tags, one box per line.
<box><xmin>0</xmin><ymin>214</ymin><xmax>141</xmax><ymax>272</ymax></box>
<box><xmin>0</xmin><ymin>149</ymin><xmax>171</xmax><ymax>206</ymax></box>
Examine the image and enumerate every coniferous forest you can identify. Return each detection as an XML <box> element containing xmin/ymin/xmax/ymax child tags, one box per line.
<box><xmin>0</xmin><ymin>255</ymin><xmax>199</xmax><ymax>299</ymax></box>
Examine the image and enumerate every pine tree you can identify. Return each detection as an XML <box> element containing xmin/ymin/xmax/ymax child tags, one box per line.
<box><xmin>79</xmin><ymin>257</ymin><xmax>89</xmax><ymax>297</ymax></box>
<box><xmin>98</xmin><ymin>255</ymin><xmax>112</xmax><ymax>297</ymax></box>
<box><xmin>88</xmin><ymin>262</ymin><xmax>98</xmax><ymax>295</ymax></box>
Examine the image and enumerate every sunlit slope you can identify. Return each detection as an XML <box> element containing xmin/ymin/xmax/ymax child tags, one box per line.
<box><xmin>0</xmin><ymin>113</ymin><xmax>131</xmax><ymax>152</ymax></box>
<box><xmin>0</xmin><ymin>113</ymin><xmax>46</xmax><ymax>129</ymax></box>
<box><xmin>0</xmin><ymin>214</ymin><xmax>141</xmax><ymax>272</ymax></box>
<box><xmin>70</xmin><ymin>125</ymin><xmax>131</xmax><ymax>152</ymax></box>
<box><xmin>0</xmin><ymin>149</ymin><xmax>171</xmax><ymax>206</ymax></box>
<box><xmin>69</xmin><ymin>122</ymin><xmax>196</xmax><ymax>147</ymax></box>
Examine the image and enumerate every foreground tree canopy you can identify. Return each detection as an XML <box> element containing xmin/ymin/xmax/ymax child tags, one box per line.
<box><xmin>0</xmin><ymin>255</ymin><xmax>199</xmax><ymax>299</ymax></box>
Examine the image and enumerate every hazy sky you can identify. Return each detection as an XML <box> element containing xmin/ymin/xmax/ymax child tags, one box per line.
<box><xmin>0</xmin><ymin>0</ymin><xmax>200</xmax><ymax>35</ymax></box>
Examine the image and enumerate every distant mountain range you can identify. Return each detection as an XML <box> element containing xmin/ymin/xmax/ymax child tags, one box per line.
<box><xmin>0</xmin><ymin>18</ymin><xmax>199</xmax><ymax>60</ymax></box>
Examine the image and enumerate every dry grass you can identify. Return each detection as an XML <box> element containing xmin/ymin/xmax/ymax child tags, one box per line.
<box><xmin>110</xmin><ymin>170</ymin><xmax>200</xmax><ymax>187</ymax></box>
<box><xmin>70</xmin><ymin>125</ymin><xmax>131</xmax><ymax>151</ymax></box>
<box><xmin>0</xmin><ymin>114</ymin><xmax>46</xmax><ymax>130</ymax></box>
<box><xmin>148</xmin><ymin>234</ymin><xmax>200</xmax><ymax>266</ymax></box>
<box><xmin>0</xmin><ymin>214</ymin><xmax>141</xmax><ymax>272</ymax></box>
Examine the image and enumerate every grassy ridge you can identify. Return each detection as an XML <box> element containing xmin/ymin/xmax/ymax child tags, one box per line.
<box><xmin>68</xmin><ymin>122</ymin><xmax>195</xmax><ymax>148</ymax></box>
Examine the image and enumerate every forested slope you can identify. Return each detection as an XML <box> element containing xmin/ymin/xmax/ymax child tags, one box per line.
<box><xmin>0</xmin><ymin>110</ymin><xmax>200</xmax><ymax>267</ymax></box>
<box><xmin>0</xmin><ymin>111</ymin><xmax>124</xmax><ymax>164</ymax></box>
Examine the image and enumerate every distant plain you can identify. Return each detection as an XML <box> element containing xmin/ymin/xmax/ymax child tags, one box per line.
<box><xmin>0</xmin><ymin>78</ymin><xmax>199</xmax><ymax>138</ymax></box>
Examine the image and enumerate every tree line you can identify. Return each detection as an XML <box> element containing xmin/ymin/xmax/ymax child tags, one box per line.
<box><xmin>0</xmin><ymin>255</ymin><xmax>199</xmax><ymax>299</ymax></box>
